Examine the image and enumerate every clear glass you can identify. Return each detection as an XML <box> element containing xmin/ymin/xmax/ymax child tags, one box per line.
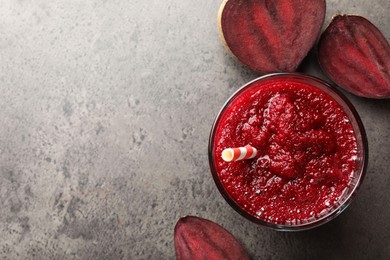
<box><xmin>208</xmin><ymin>73</ymin><xmax>368</xmax><ymax>231</ymax></box>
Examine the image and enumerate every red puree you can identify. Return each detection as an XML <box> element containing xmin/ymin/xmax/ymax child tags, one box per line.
<box><xmin>213</xmin><ymin>78</ymin><xmax>357</xmax><ymax>225</ymax></box>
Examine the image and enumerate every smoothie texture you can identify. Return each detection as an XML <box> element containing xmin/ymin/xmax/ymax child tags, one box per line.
<box><xmin>212</xmin><ymin>77</ymin><xmax>358</xmax><ymax>225</ymax></box>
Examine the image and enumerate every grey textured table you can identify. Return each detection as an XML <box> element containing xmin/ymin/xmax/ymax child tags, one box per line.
<box><xmin>0</xmin><ymin>0</ymin><xmax>389</xmax><ymax>259</ymax></box>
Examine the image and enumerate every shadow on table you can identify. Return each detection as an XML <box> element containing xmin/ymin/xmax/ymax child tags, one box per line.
<box><xmin>276</xmin><ymin>211</ymin><xmax>371</xmax><ymax>259</ymax></box>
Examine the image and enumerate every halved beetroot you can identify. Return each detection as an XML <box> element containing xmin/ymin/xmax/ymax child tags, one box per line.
<box><xmin>318</xmin><ymin>15</ymin><xmax>390</xmax><ymax>98</ymax></box>
<box><xmin>174</xmin><ymin>216</ymin><xmax>249</xmax><ymax>260</ymax></box>
<box><xmin>218</xmin><ymin>0</ymin><xmax>326</xmax><ymax>73</ymax></box>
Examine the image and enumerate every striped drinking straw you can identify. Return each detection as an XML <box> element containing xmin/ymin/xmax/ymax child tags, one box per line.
<box><xmin>221</xmin><ymin>145</ymin><xmax>257</xmax><ymax>162</ymax></box>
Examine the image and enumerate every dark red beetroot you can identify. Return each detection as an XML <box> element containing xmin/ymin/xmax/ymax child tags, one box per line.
<box><xmin>174</xmin><ymin>216</ymin><xmax>249</xmax><ymax>260</ymax></box>
<box><xmin>218</xmin><ymin>0</ymin><xmax>326</xmax><ymax>74</ymax></box>
<box><xmin>318</xmin><ymin>15</ymin><xmax>390</xmax><ymax>98</ymax></box>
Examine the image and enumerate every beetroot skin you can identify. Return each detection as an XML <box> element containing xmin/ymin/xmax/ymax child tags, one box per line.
<box><xmin>218</xmin><ymin>0</ymin><xmax>326</xmax><ymax>74</ymax></box>
<box><xmin>318</xmin><ymin>15</ymin><xmax>390</xmax><ymax>98</ymax></box>
<box><xmin>174</xmin><ymin>216</ymin><xmax>249</xmax><ymax>260</ymax></box>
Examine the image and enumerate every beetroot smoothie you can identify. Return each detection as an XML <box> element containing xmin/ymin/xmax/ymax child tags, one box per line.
<box><xmin>209</xmin><ymin>74</ymin><xmax>367</xmax><ymax>229</ymax></box>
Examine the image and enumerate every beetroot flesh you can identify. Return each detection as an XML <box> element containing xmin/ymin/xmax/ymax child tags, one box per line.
<box><xmin>174</xmin><ymin>216</ymin><xmax>249</xmax><ymax>260</ymax></box>
<box><xmin>218</xmin><ymin>0</ymin><xmax>326</xmax><ymax>74</ymax></box>
<box><xmin>318</xmin><ymin>15</ymin><xmax>390</xmax><ymax>98</ymax></box>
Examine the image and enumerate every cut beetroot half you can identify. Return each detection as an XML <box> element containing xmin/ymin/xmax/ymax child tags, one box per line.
<box><xmin>174</xmin><ymin>216</ymin><xmax>249</xmax><ymax>260</ymax></box>
<box><xmin>318</xmin><ymin>15</ymin><xmax>390</xmax><ymax>98</ymax></box>
<box><xmin>218</xmin><ymin>0</ymin><xmax>326</xmax><ymax>74</ymax></box>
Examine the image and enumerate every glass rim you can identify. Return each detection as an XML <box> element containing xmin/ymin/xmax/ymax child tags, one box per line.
<box><xmin>208</xmin><ymin>73</ymin><xmax>369</xmax><ymax>231</ymax></box>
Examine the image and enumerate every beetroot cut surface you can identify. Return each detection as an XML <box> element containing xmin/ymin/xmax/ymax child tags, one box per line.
<box><xmin>218</xmin><ymin>0</ymin><xmax>326</xmax><ymax>74</ymax></box>
<box><xmin>174</xmin><ymin>216</ymin><xmax>249</xmax><ymax>260</ymax></box>
<box><xmin>318</xmin><ymin>15</ymin><xmax>390</xmax><ymax>98</ymax></box>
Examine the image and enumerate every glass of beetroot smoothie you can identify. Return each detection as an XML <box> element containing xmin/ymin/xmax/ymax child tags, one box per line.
<box><xmin>209</xmin><ymin>73</ymin><xmax>368</xmax><ymax>231</ymax></box>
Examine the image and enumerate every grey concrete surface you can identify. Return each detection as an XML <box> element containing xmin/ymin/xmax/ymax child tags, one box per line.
<box><xmin>0</xmin><ymin>0</ymin><xmax>389</xmax><ymax>259</ymax></box>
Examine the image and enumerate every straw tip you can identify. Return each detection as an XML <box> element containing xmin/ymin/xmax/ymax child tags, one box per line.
<box><xmin>222</xmin><ymin>149</ymin><xmax>233</xmax><ymax>162</ymax></box>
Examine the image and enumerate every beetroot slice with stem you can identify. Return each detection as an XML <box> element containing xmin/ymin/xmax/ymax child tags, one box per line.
<box><xmin>218</xmin><ymin>0</ymin><xmax>326</xmax><ymax>74</ymax></box>
<box><xmin>318</xmin><ymin>15</ymin><xmax>390</xmax><ymax>98</ymax></box>
<box><xmin>174</xmin><ymin>216</ymin><xmax>249</xmax><ymax>260</ymax></box>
